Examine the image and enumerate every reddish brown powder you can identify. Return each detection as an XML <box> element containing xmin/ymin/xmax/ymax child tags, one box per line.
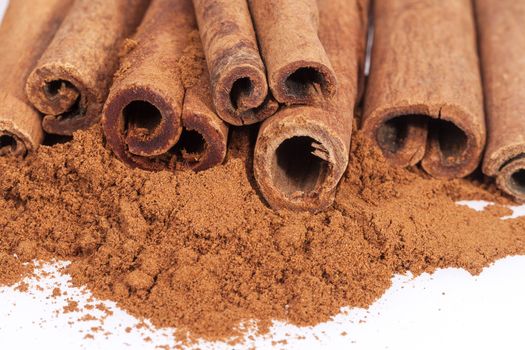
<box><xmin>0</xmin><ymin>125</ymin><xmax>524</xmax><ymax>343</ymax></box>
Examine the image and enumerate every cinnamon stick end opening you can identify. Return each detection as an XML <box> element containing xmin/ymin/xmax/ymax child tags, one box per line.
<box><xmin>275</xmin><ymin>63</ymin><xmax>336</xmax><ymax>105</ymax></box>
<box><xmin>0</xmin><ymin>133</ymin><xmax>25</xmax><ymax>157</ymax></box>
<box><xmin>26</xmin><ymin>65</ymin><xmax>81</xmax><ymax>117</ymax></box>
<box><xmin>215</xmin><ymin>65</ymin><xmax>272</xmax><ymax>126</ymax></box>
<box><xmin>103</xmin><ymin>86</ymin><xmax>183</xmax><ymax>163</ymax></box>
<box><xmin>124</xmin><ymin>100</ymin><xmax>166</xmax><ymax>156</ymax></box>
<box><xmin>371</xmin><ymin>114</ymin><xmax>428</xmax><ymax>167</ymax></box>
<box><xmin>172</xmin><ymin>128</ymin><xmax>208</xmax><ymax>170</ymax></box>
<box><xmin>430</xmin><ymin>119</ymin><xmax>468</xmax><ymax>161</ymax></box>
<box><xmin>272</xmin><ymin>136</ymin><xmax>330</xmax><ymax>196</ymax></box>
<box><xmin>510</xmin><ymin>169</ymin><xmax>525</xmax><ymax>196</ymax></box>
<box><xmin>495</xmin><ymin>157</ymin><xmax>525</xmax><ymax>201</ymax></box>
<box><xmin>255</xmin><ymin>115</ymin><xmax>345</xmax><ymax>212</ymax></box>
<box><xmin>0</xmin><ymin>131</ymin><xmax>30</xmax><ymax>158</ymax></box>
<box><xmin>422</xmin><ymin>118</ymin><xmax>477</xmax><ymax>179</ymax></box>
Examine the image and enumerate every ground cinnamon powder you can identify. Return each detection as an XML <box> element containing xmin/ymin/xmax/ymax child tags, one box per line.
<box><xmin>1</xmin><ymin>125</ymin><xmax>524</xmax><ymax>343</ymax></box>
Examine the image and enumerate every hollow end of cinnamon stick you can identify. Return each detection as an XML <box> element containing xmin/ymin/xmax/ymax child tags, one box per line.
<box><xmin>254</xmin><ymin>107</ymin><xmax>347</xmax><ymax>212</ymax></box>
<box><xmin>102</xmin><ymin>85</ymin><xmax>183</xmax><ymax>171</ymax></box>
<box><xmin>363</xmin><ymin>104</ymin><xmax>484</xmax><ymax>178</ymax></box>
<box><xmin>214</xmin><ymin>63</ymin><xmax>278</xmax><ymax>126</ymax></box>
<box><xmin>497</xmin><ymin>158</ymin><xmax>525</xmax><ymax>201</ymax></box>
<box><xmin>0</xmin><ymin>131</ymin><xmax>29</xmax><ymax>158</ymax></box>
<box><xmin>272</xmin><ymin>61</ymin><xmax>337</xmax><ymax>106</ymax></box>
<box><xmin>0</xmin><ymin>95</ymin><xmax>45</xmax><ymax>158</ymax></box>
<box><xmin>194</xmin><ymin>0</ymin><xmax>278</xmax><ymax>126</ymax></box>
<box><xmin>26</xmin><ymin>63</ymin><xmax>98</xmax><ymax>136</ymax></box>
<box><xmin>363</xmin><ymin>107</ymin><xmax>429</xmax><ymax>167</ymax></box>
<box><xmin>483</xmin><ymin>145</ymin><xmax>525</xmax><ymax>201</ymax></box>
<box><xmin>179</xmin><ymin>108</ymin><xmax>228</xmax><ymax>172</ymax></box>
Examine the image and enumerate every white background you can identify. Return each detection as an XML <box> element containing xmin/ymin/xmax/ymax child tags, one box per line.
<box><xmin>1</xmin><ymin>1</ymin><xmax>525</xmax><ymax>349</ymax></box>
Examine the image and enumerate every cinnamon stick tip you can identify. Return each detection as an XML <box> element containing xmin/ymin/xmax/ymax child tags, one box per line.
<box><xmin>272</xmin><ymin>60</ymin><xmax>337</xmax><ymax>105</ymax></box>
<box><xmin>363</xmin><ymin>103</ymin><xmax>485</xmax><ymax>178</ymax></box>
<box><xmin>102</xmin><ymin>84</ymin><xmax>184</xmax><ymax>164</ymax></box>
<box><xmin>496</xmin><ymin>158</ymin><xmax>525</xmax><ymax>201</ymax></box>
<box><xmin>181</xmin><ymin>111</ymin><xmax>228</xmax><ymax>172</ymax></box>
<box><xmin>0</xmin><ymin>131</ymin><xmax>30</xmax><ymax>158</ymax></box>
<box><xmin>254</xmin><ymin>108</ymin><xmax>347</xmax><ymax>212</ymax></box>
<box><xmin>26</xmin><ymin>62</ymin><xmax>82</xmax><ymax>116</ymax></box>
<box><xmin>213</xmin><ymin>63</ymin><xmax>269</xmax><ymax>125</ymax></box>
<box><xmin>483</xmin><ymin>145</ymin><xmax>525</xmax><ymax>201</ymax></box>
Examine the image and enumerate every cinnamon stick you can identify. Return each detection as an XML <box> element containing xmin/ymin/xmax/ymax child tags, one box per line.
<box><xmin>193</xmin><ymin>0</ymin><xmax>278</xmax><ymax>126</ymax></box>
<box><xmin>248</xmin><ymin>0</ymin><xmax>337</xmax><ymax>106</ymax></box>
<box><xmin>476</xmin><ymin>0</ymin><xmax>525</xmax><ymax>200</ymax></box>
<box><xmin>362</xmin><ymin>0</ymin><xmax>485</xmax><ymax>179</ymax></box>
<box><xmin>25</xmin><ymin>0</ymin><xmax>150</xmax><ymax>136</ymax></box>
<box><xmin>181</xmin><ymin>56</ymin><xmax>229</xmax><ymax>172</ymax></box>
<box><xmin>253</xmin><ymin>0</ymin><xmax>368</xmax><ymax>211</ymax></box>
<box><xmin>102</xmin><ymin>0</ymin><xmax>227</xmax><ymax>172</ymax></box>
<box><xmin>0</xmin><ymin>0</ymin><xmax>72</xmax><ymax>157</ymax></box>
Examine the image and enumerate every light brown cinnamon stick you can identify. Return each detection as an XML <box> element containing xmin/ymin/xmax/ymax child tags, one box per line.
<box><xmin>25</xmin><ymin>0</ymin><xmax>150</xmax><ymax>136</ymax></box>
<box><xmin>362</xmin><ymin>0</ymin><xmax>485</xmax><ymax>179</ymax></box>
<box><xmin>476</xmin><ymin>0</ymin><xmax>525</xmax><ymax>200</ymax></box>
<box><xmin>102</xmin><ymin>0</ymin><xmax>227</xmax><ymax>172</ymax></box>
<box><xmin>253</xmin><ymin>0</ymin><xmax>369</xmax><ymax>211</ymax></box>
<box><xmin>0</xmin><ymin>0</ymin><xmax>72</xmax><ymax>157</ymax></box>
<box><xmin>193</xmin><ymin>0</ymin><xmax>278</xmax><ymax>126</ymax></box>
<box><xmin>248</xmin><ymin>0</ymin><xmax>337</xmax><ymax>106</ymax></box>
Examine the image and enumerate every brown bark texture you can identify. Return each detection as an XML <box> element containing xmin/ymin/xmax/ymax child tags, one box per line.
<box><xmin>253</xmin><ymin>0</ymin><xmax>369</xmax><ymax>211</ymax></box>
<box><xmin>362</xmin><ymin>0</ymin><xmax>486</xmax><ymax>179</ymax></box>
<box><xmin>182</xmin><ymin>63</ymin><xmax>229</xmax><ymax>172</ymax></box>
<box><xmin>476</xmin><ymin>0</ymin><xmax>525</xmax><ymax>201</ymax></box>
<box><xmin>193</xmin><ymin>0</ymin><xmax>278</xmax><ymax>126</ymax></box>
<box><xmin>26</xmin><ymin>0</ymin><xmax>150</xmax><ymax>136</ymax></box>
<box><xmin>0</xmin><ymin>0</ymin><xmax>72</xmax><ymax>157</ymax></box>
<box><xmin>102</xmin><ymin>0</ymin><xmax>227</xmax><ymax>172</ymax></box>
<box><xmin>249</xmin><ymin>0</ymin><xmax>337</xmax><ymax>106</ymax></box>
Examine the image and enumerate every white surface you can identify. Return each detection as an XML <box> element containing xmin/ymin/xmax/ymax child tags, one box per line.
<box><xmin>1</xmin><ymin>1</ymin><xmax>525</xmax><ymax>349</ymax></box>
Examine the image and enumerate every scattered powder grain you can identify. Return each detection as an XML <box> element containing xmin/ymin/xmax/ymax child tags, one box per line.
<box><xmin>0</xmin><ymin>126</ymin><xmax>524</xmax><ymax>343</ymax></box>
<box><xmin>484</xmin><ymin>204</ymin><xmax>514</xmax><ymax>218</ymax></box>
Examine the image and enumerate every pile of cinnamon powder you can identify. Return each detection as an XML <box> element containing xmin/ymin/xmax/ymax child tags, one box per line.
<box><xmin>1</xmin><ymin>126</ymin><xmax>524</xmax><ymax>342</ymax></box>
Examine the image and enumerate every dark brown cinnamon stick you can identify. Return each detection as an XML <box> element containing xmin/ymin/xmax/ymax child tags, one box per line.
<box><xmin>253</xmin><ymin>0</ymin><xmax>368</xmax><ymax>211</ymax></box>
<box><xmin>25</xmin><ymin>0</ymin><xmax>150</xmax><ymax>136</ymax></box>
<box><xmin>476</xmin><ymin>0</ymin><xmax>525</xmax><ymax>200</ymax></box>
<box><xmin>362</xmin><ymin>0</ymin><xmax>485</xmax><ymax>179</ymax></box>
<box><xmin>248</xmin><ymin>0</ymin><xmax>337</xmax><ymax>106</ymax></box>
<box><xmin>102</xmin><ymin>0</ymin><xmax>227</xmax><ymax>172</ymax></box>
<box><xmin>181</xmin><ymin>59</ymin><xmax>229</xmax><ymax>172</ymax></box>
<box><xmin>0</xmin><ymin>0</ymin><xmax>72</xmax><ymax>157</ymax></box>
<box><xmin>193</xmin><ymin>0</ymin><xmax>278</xmax><ymax>126</ymax></box>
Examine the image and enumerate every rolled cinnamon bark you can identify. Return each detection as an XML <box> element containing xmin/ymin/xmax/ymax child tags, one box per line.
<box><xmin>25</xmin><ymin>0</ymin><xmax>150</xmax><ymax>136</ymax></box>
<box><xmin>362</xmin><ymin>0</ymin><xmax>486</xmax><ymax>179</ymax></box>
<box><xmin>193</xmin><ymin>0</ymin><xmax>278</xmax><ymax>126</ymax></box>
<box><xmin>253</xmin><ymin>0</ymin><xmax>368</xmax><ymax>211</ymax></box>
<box><xmin>102</xmin><ymin>0</ymin><xmax>227</xmax><ymax>172</ymax></box>
<box><xmin>476</xmin><ymin>0</ymin><xmax>525</xmax><ymax>200</ymax></box>
<box><xmin>248</xmin><ymin>0</ymin><xmax>337</xmax><ymax>106</ymax></box>
<box><xmin>181</xmin><ymin>61</ymin><xmax>229</xmax><ymax>172</ymax></box>
<box><xmin>0</xmin><ymin>0</ymin><xmax>72</xmax><ymax>157</ymax></box>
